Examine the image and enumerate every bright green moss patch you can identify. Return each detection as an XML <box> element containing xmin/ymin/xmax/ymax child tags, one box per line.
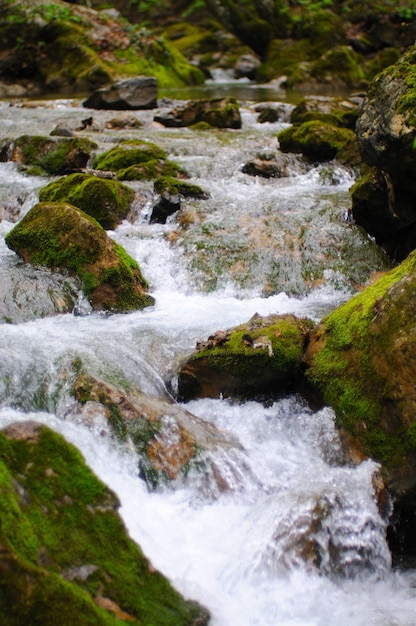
<box><xmin>92</xmin><ymin>141</ymin><xmax>167</xmax><ymax>172</ymax></box>
<box><xmin>0</xmin><ymin>423</ymin><xmax>209</xmax><ymax>625</ymax></box>
<box><xmin>118</xmin><ymin>158</ymin><xmax>187</xmax><ymax>181</ymax></box>
<box><xmin>278</xmin><ymin>121</ymin><xmax>355</xmax><ymax>161</ymax></box>
<box><xmin>306</xmin><ymin>250</ymin><xmax>416</xmax><ymax>466</ymax></box>
<box><xmin>39</xmin><ymin>173</ymin><xmax>135</xmax><ymax>230</ymax></box>
<box><xmin>154</xmin><ymin>176</ymin><xmax>209</xmax><ymax>200</ymax></box>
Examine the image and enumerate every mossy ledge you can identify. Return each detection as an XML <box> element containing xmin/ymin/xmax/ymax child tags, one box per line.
<box><xmin>304</xmin><ymin>249</ymin><xmax>416</xmax><ymax>477</ymax></box>
<box><xmin>5</xmin><ymin>202</ymin><xmax>154</xmax><ymax>313</ymax></box>
<box><xmin>0</xmin><ymin>421</ymin><xmax>209</xmax><ymax>625</ymax></box>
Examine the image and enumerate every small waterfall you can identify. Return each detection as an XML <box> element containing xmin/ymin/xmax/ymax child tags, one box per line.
<box><xmin>0</xmin><ymin>95</ymin><xmax>414</xmax><ymax>625</ymax></box>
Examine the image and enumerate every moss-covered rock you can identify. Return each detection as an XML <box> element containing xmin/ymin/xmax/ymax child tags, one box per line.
<box><xmin>0</xmin><ymin>420</ymin><xmax>209</xmax><ymax>625</ymax></box>
<box><xmin>39</xmin><ymin>173</ymin><xmax>135</xmax><ymax>230</ymax></box>
<box><xmin>92</xmin><ymin>141</ymin><xmax>166</xmax><ymax>171</ymax></box>
<box><xmin>0</xmin><ymin>0</ymin><xmax>205</xmax><ymax>96</ymax></box>
<box><xmin>177</xmin><ymin>313</ymin><xmax>315</xmax><ymax>402</ymax></box>
<box><xmin>304</xmin><ymin>249</ymin><xmax>416</xmax><ymax>502</ymax></box>
<box><xmin>91</xmin><ymin>140</ymin><xmax>187</xmax><ymax>181</ymax></box>
<box><xmin>118</xmin><ymin>159</ymin><xmax>186</xmax><ymax>181</ymax></box>
<box><xmin>352</xmin><ymin>45</ymin><xmax>416</xmax><ymax>260</ymax></box>
<box><xmin>5</xmin><ymin>202</ymin><xmax>154</xmax><ymax>312</ymax></box>
<box><xmin>290</xmin><ymin>96</ymin><xmax>362</xmax><ymax>130</ymax></box>
<box><xmin>154</xmin><ymin>176</ymin><xmax>209</xmax><ymax>200</ymax></box>
<box><xmin>8</xmin><ymin>135</ymin><xmax>98</xmax><ymax>176</ymax></box>
<box><xmin>309</xmin><ymin>45</ymin><xmax>367</xmax><ymax>88</ymax></box>
<box><xmin>154</xmin><ymin>97</ymin><xmax>241</xmax><ymax>129</ymax></box>
<box><xmin>278</xmin><ymin>120</ymin><xmax>357</xmax><ymax>163</ymax></box>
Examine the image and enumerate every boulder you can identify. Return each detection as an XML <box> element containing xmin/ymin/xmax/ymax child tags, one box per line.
<box><xmin>150</xmin><ymin>176</ymin><xmax>209</xmax><ymax>224</ymax></box>
<box><xmin>38</xmin><ymin>173</ymin><xmax>135</xmax><ymax>230</ymax></box>
<box><xmin>154</xmin><ymin>97</ymin><xmax>242</xmax><ymax>129</ymax></box>
<box><xmin>83</xmin><ymin>77</ymin><xmax>158</xmax><ymax>110</ymax></box>
<box><xmin>290</xmin><ymin>95</ymin><xmax>363</xmax><ymax>129</ymax></box>
<box><xmin>352</xmin><ymin>46</ymin><xmax>416</xmax><ymax>260</ymax></box>
<box><xmin>177</xmin><ymin>313</ymin><xmax>315</xmax><ymax>402</ymax></box>
<box><xmin>278</xmin><ymin>120</ymin><xmax>358</xmax><ymax>163</ymax></box>
<box><xmin>3</xmin><ymin>135</ymin><xmax>98</xmax><ymax>176</ymax></box>
<box><xmin>242</xmin><ymin>152</ymin><xmax>290</xmax><ymax>178</ymax></box>
<box><xmin>5</xmin><ymin>202</ymin><xmax>154</xmax><ymax>313</ymax></box>
<box><xmin>303</xmin><ymin>248</ymin><xmax>416</xmax><ymax>508</ymax></box>
<box><xmin>71</xmin><ymin>370</ymin><xmax>241</xmax><ymax>489</ymax></box>
<box><xmin>0</xmin><ymin>421</ymin><xmax>209</xmax><ymax>625</ymax></box>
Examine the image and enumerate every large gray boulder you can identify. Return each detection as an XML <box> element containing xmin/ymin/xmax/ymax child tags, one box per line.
<box><xmin>83</xmin><ymin>77</ymin><xmax>158</xmax><ymax>110</ymax></box>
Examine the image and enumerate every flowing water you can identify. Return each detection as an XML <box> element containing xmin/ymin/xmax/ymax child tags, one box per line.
<box><xmin>1</xmin><ymin>88</ymin><xmax>415</xmax><ymax>625</ymax></box>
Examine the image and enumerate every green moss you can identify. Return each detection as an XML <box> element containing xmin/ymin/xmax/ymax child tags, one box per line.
<box><xmin>0</xmin><ymin>425</ymin><xmax>208</xmax><ymax>625</ymax></box>
<box><xmin>194</xmin><ymin>316</ymin><xmax>312</xmax><ymax>378</ymax></box>
<box><xmin>310</xmin><ymin>45</ymin><xmax>366</xmax><ymax>87</ymax></box>
<box><xmin>14</xmin><ymin>135</ymin><xmax>98</xmax><ymax>176</ymax></box>
<box><xmin>278</xmin><ymin>121</ymin><xmax>355</xmax><ymax>161</ymax></box>
<box><xmin>306</xmin><ymin>250</ymin><xmax>416</xmax><ymax>465</ymax></box>
<box><xmin>5</xmin><ymin>202</ymin><xmax>154</xmax><ymax>312</ymax></box>
<box><xmin>39</xmin><ymin>174</ymin><xmax>135</xmax><ymax>230</ymax></box>
<box><xmin>92</xmin><ymin>141</ymin><xmax>167</xmax><ymax>172</ymax></box>
<box><xmin>117</xmin><ymin>159</ymin><xmax>186</xmax><ymax>181</ymax></box>
<box><xmin>154</xmin><ymin>176</ymin><xmax>208</xmax><ymax>199</ymax></box>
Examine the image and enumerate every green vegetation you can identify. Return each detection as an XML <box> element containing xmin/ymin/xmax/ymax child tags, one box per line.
<box><xmin>278</xmin><ymin>120</ymin><xmax>356</xmax><ymax>161</ymax></box>
<box><xmin>5</xmin><ymin>202</ymin><xmax>154</xmax><ymax>312</ymax></box>
<box><xmin>194</xmin><ymin>315</ymin><xmax>314</xmax><ymax>381</ymax></box>
<box><xmin>0</xmin><ymin>424</ymin><xmax>209</xmax><ymax>625</ymax></box>
<box><xmin>13</xmin><ymin>135</ymin><xmax>97</xmax><ymax>176</ymax></box>
<box><xmin>306</xmin><ymin>249</ymin><xmax>416</xmax><ymax>466</ymax></box>
<box><xmin>154</xmin><ymin>176</ymin><xmax>209</xmax><ymax>199</ymax></box>
<box><xmin>39</xmin><ymin>174</ymin><xmax>135</xmax><ymax>230</ymax></box>
<box><xmin>92</xmin><ymin>141</ymin><xmax>167</xmax><ymax>171</ymax></box>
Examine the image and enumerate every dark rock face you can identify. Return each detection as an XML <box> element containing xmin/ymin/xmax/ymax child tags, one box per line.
<box><xmin>83</xmin><ymin>77</ymin><xmax>158</xmax><ymax>110</ymax></box>
<box><xmin>352</xmin><ymin>46</ymin><xmax>416</xmax><ymax>260</ymax></box>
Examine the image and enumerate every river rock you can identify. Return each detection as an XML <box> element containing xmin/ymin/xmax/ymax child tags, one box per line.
<box><xmin>177</xmin><ymin>313</ymin><xmax>315</xmax><ymax>401</ymax></box>
<box><xmin>71</xmin><ymin>370</ymin><xmax>241</xmax><ymax>489</ymax></box>
<box><xmin>38</xmin><ymin>173</ymin><xmax>136</xmax><ymax>230</ymax></box>
<box><xmin>352</xmin><ymin>46</ymin><xmax>416</xmax><ymax>260</ymax></box>
<box><xmin>303</xmin><ymin>248</ymin><xmax>416</xmax><ymax>510</ymax></box>
<box><xmin>242</xmin><ymin>152</ymin><xmax>290</xmax><ymax>178</ymax></box>
<box><xmin>91</xmin><ymin>140</ymin><xmax>187</xmax><ymax>181</ymax></box>
<box><xmin>83</xmin><ymin>77</ymin><xmax>158</xmax><ymax>110</ymax></box>
<box><xmin>2</xmin><ymin>135</ymin><xmax>98</xmax><ymax>176</ymax></box>
<box><xmin>0</xmin><ymin>421</ymin><xmax>209</xmax><ymax>625</ymax></box>
<box><xmin>0</xmin><ymin>262</ymin><xmax>80</xmax><ymax>324</ymax></box>
<box><xmin>5</xmin><ymin>202</ymin><xmax>154</xmax><ymax>313</ymax></box>
<box><xmin>278</xmin><ymin>120</ymin><xmax>358</xmax><ymax>163</ymax></box>
<box><xmin>154</xmin><ymin>97</ymin><xmax>242</xmax><ymax>129</ymax></box>
<box><xmin>150</xmin><ymin>176</ymin><xmax>209</xmax><ymax>224</ymax></box>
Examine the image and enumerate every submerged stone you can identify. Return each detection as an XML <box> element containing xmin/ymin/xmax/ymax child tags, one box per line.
<box><xmin>71</xmin><ymin>370</ymin><xmax>240</xmax><ymax>490</ymax></box>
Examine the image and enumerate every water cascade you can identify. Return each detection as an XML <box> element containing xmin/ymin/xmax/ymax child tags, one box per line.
<box><xmin>0</xmin><ymin>92</ymin><xmax>415</xmax><ymax>625</ymax></box>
